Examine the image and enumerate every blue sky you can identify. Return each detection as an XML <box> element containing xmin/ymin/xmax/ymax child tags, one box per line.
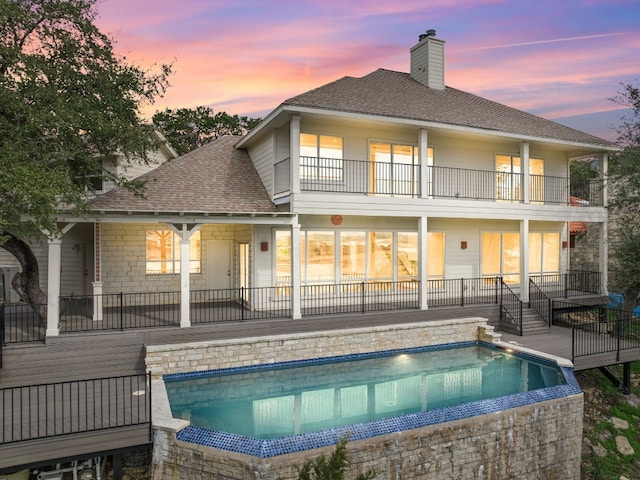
<box><xmin>95</xmin><ymin>0</ymin><xmax>640</xmax><ymax>141</ymax></box>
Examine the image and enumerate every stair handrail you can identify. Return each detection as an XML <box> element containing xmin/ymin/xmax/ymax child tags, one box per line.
<box><xmin>498</xmin><ymin>277</ymin><xmax>523</xmax><ymax>336</ymax></box>
<box><xmin>528</xmin><ymin>278</ymin><xmax>552</xmax><ymax>327</ymax></box>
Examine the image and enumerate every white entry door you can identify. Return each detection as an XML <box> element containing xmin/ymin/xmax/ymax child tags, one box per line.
<box><xmin>206</xmin><ymin>240</ymin><xmax>232</xmax><ymax>289</ymax></box>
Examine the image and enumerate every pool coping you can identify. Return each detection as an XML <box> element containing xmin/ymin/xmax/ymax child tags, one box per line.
<box><xmin>154</xmin><ymin>339</ymin><xmax>582</xmax><ymax>458</ymax></box>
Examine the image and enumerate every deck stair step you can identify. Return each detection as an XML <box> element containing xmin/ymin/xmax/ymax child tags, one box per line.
<box><xmin>521</xmin><ymin>307</ymin><xmax>550</xmax><ymax>336</ymax></box>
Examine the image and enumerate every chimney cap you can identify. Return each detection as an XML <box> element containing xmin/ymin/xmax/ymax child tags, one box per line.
<box><xmin>419</xmin><ymin>29</ymin><xmax>437</xmax><ymax>41</ymax></box>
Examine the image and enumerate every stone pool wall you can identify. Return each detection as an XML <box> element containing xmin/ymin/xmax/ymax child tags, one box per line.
<box><xmin>146</xmin><ymin>317</ymin><xmax>497</xmax><ymax>378</ymax></box>
<box><xmin>148</xmin><ymin>318</ymin><xmax>584</xmax><ymax>480</ymax></box>
<box><xmin>153</xmin><ymin>394</ymin><xmax>583</xmax><ymax>480</ymax></box>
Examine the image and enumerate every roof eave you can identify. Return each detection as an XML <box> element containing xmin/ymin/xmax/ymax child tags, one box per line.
<box><xmin>277</xmin><ymin>104</ymin><xmax>620</xmax><ymax>153</ymax></box>
<box><xmin>236</xmin><ymin>105</ymin><xmax>287</xmax><ymax>148</ymax></box>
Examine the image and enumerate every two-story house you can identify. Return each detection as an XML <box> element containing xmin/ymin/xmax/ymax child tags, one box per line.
<box><xmin>12</xmin><ymin>30</ymin><xmax>615</xmax><ymax>338</ymax></box>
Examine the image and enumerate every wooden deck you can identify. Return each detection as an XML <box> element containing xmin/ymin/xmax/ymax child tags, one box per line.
<box><xmin>2</xmin><ymin>302</ymin><xmax>640</xmax><ymax>473</ymax></box>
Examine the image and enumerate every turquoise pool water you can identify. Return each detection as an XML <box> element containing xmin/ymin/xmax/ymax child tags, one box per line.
<box><xmin>165</xmin><ymin>343</ymin><xmax>567</xmax><ymax>440</ymax></box>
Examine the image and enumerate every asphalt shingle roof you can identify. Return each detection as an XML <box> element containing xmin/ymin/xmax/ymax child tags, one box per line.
<box><xmin>89</xmin><ymin>135</ymin><xmax>278</xmax><ymax>214</ymax></box>
<box><xmin>283</xmin><ymin>69</ymin><xmax>615</xmax><ymax>148</ymax></box>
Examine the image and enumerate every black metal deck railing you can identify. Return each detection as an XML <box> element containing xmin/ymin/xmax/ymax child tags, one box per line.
<box><xmin>570</xmin><ymin>308</ymin><xmax>640</xmax><ymax>361</ymax></box>
<box><xmin>190</xmin><ymin>286</ymin><xmax>291</xmax><ymax>323</ymax></box>
<box><xmin>288</xmin><ymin>157</ymin><xmax>605</xmax><ymax>206</ymax></box>
<box><xmin>499</xmin><ymin>279</ymin><xmax>523</xmax><ymax>335</ymax></box>
<box><xmin>531</xmin><ymin>271</ymin><xmax>602</xmax><ymax>298</ymax></box>
<box><xmin>301</xmin><ymin>280</ymin><xmax>421</xmax><ymax>316</ymax></box>
<box><xmin>59</xmin><ymin>291</ymin><xmax>181</xmax><ymax>331</ymax></box>
<box><xmin>529</xmin><ymin>280</ymin><xmax>552</xmax><ymax>327</ymax></box>
<box><xmin>0</xmin><ymin>273</ymin><xmax>604</xmax><ymax>346</ymax></box>
<box><xmin>0</xmin><ymin>303</ymin><xmax>46</xmax><ymax>345</ymax></box>
<box><xmin>0</xmin><ymin>373</ymin><xmax>151</xmax><ymax>445</ymax></box>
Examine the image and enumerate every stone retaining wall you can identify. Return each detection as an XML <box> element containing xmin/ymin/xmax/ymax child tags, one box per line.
<box><xmin>146</xmin><ymin>317</ymin><xmax>496</xmax><ymax>378</ymax></box>
<box><xmin>153</xmin><ymin>394</ymin><xmax>583</xmax><ymax>480</ymax></box>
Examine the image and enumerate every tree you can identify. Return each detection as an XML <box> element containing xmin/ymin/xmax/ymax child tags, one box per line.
<box><xmin>296</xmin><ymin>437</ymin><xmax>376</xmax><ymax>480</ymax></box>
<box><xmin>607</xmin><ymin>82</ymin><xmax>640</xmax><ymax>313</ymax></box>
<box><xmin>152</xmin><ymin>106</ymin><xmax>261</xmax><ymax>155</ymax></box>
<box><xmin>0</xmin><ymin>0</ymin><xmax>171</xmax><ymax>312</ymax></box>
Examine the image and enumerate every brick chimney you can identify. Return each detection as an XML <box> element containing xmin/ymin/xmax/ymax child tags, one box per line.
<box><xmin>410</xmin><ymin>29</ymin><xmax>445</xmax><ymax>90</ymax></box>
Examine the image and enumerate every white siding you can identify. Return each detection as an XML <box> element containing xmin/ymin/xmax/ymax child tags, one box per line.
<box><xmin>247</xmin><ymin>134</ymin><xmax>276</xmax><ymax>198</ymax></box>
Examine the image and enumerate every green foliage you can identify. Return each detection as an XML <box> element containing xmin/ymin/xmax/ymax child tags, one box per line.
<box><xmin>296</xmin><ymin>437</ymin><xmax>376</xmax><ymax>480</ymax></box>
<box><xmin>152</xmin><ymin>106</ymin><xmax>261</xmax><ymax>155</ymax></box>
<box><xmin>581</xmin><ymin>365</ymin><xmax>640</xmax><ymax>479</ymax></box>
<box><xmin>608</xmin><ymin>82</ymin><xmax>640</xmax><ymax>309</ymax></box>
<box><xmin>0</xmin><ymin>0</ymin><xmax>171</xmax><ymax>240</ymax></box>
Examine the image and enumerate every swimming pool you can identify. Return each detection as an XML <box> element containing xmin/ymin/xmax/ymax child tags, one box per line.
<box><xmin>162</xmin><ymin>341</ymin><xmax>580</xmax><ymax>457</ymax></box>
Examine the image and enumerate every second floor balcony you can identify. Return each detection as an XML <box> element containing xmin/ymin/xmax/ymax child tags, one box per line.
<box><xmin>274</xmin><ymin>157</ymin><xmax>604</xmax><ymax>207</ymax></box>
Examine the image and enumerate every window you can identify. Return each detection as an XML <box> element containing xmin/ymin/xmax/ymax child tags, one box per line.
<box><xmin>427</xmin><ymin>232</ymin><xmax>445</xmax><ymax>280</ymax></box>
<box><xmin>275</xmin><ymin>230</ymin><xmax>292</xmax><ymax>286</ymax></box>
<box><xmin>368</xmin><ymin>232</ymin><xmax>393</xmax><ymax>280</ymax></box>
<box><xmin>300</xmin><ymin>133</ymin><xmax>343</xmax><ymax>181</ymax></box>
<box><xmin>275</xmin><ymin>230</ymin><xmax>432</xmax><ymax>286</ymax></box>
<box><xmin>397</xmin><ymin>232</ymin><xmax>418</xmax><ymax>279</ymax></box>
<box><xmin>496</xmin><ymin>155</ymin><xmax>544</xmax><ymax>202</ymax></box>
<box><xmin>370</xmin><ymin>142</ymin><xmax>421</xmax><ymax>196</ymax></box>
<box><xmin>528</xmin><ymin>233</ymin><xmax>560</xmax><ymax>275</ymax></box>
<box><xmin>340</xmin><ymin>232</ymin><xmax>366</xmax><ymax>281</ymax></box>
<box><xmin>481</xmin><ymin>232</ymin><xmax>520</xmax><ymax>284</ymax></box>
<box><xmin>305</xmin><ymin>231</ymin><xmax>335</xmax><ymax>283</ymax></box>
<box><xmin>145</xmin><ymin>230</ymin><xmax>201</xmax><ymax>274</ymax></box>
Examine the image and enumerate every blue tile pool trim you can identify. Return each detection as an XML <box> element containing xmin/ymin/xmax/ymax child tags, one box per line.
<box><xmin>169</xmin><ymin>341</ymin><xmax>582</xmax><ymax>458</ymax></box>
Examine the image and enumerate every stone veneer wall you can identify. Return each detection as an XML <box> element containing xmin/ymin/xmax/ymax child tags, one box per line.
<box><xmin>146</xmin><ymin>317</ymin><xmax>494</xmax><ymax>378</ymax></box>
<box><xmin>148</xmin><ymin>318</ymin><xmax>583</xmax><ymax>480</ymax></box>
<box><xmin>153</xmin><ymin>395</ymin><xmax>582</xmax><ymax>480</ymax></box>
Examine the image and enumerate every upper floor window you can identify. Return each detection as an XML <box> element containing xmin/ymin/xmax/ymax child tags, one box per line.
<box><xmin>300</xmin><ymin>133</ymin><xmax>343</xmax><ymax>181</ymax></box>
<box><xmin>146</xmin><ymin>230</ymin><xmax>201</xmax><ymax>274</ymax></box>
<box><xmin>370</xmin><ymin>142</ymin><xmax>421</xmax><ymax>196</ymax></box>
<box><xmin>496</xmin><ymin>155</ymin><xmax>544</xmax><ymax>202</ymax></box>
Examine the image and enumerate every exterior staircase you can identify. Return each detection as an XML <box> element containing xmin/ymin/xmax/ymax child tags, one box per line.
<box><xmin>520</xmin><ymin>306</ymin><xmax>551</xmax><ymax>335</ymax></box>
<box><xmin>496</xmin><ymin>304</ymin><xmax>550</xmax><ymax>336</ymax></box>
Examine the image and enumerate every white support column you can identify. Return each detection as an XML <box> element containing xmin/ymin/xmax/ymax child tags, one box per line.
<box><xmin>180</xmin><ymin>226</ymin><xmax>191</xmax><ymax>328</ymax></box>
<box><xmin>92</xmin><ymin>222</ymin><xmax>103</xmax><ymax>321</ymax></box>
<box><xmin>46</xmin><ymin>238</ymin><xmax>62</xmax><ymax>337</ymax></box>
<box><xmin>521</xmin><ymin>142</ymin><xmax>530</xmax><ymax>204</ymax></box>
<box><xmin>601</xmin><ymin>153</ymin><xmax>609</xmax><ymax>207</ymax></box>
<box><xmin>600</xmin><ymin>221</ymin><xmax>608</xmax><ymax>294</ymax></box>
<box><xmin>419</xmin><ymin>129</ymin><xmax>429</xmax><ymax>199</ymax></box>
<box><xmin>291</xmin><ymin>115</ymin><xmax>301</xmax><ymax>195</ymax></box>
<box><xmin>600</xmin><ymin>152</ymin><xmax>609</xmax><ymax>294</ymax></box>
<box><xmin>291</xmin><ymin>221</ymin><xmax>302</xmax><ymax>319</ymax></box>
<box><xmin>418</xmin><ymin>216</ymin><xmax>428</xmax><ymax>310</ymax></box>
<box><xmin>520</xmin><ymin>219</ymin><xmax>529</xmax><ymax>303</ymax></box>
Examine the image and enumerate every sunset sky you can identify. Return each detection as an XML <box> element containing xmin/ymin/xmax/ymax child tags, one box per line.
<box><xmin>94</xmin><ymin>0</ymin><xmax>640</xmax><ymax>141</ymax></box>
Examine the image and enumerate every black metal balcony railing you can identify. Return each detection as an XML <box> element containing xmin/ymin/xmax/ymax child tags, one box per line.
<box><xmin>571</xmin><ymin>308</ymin><xmax>640</xmax><ymax>361</ymax></box>
<box><xmin>301</xmin><ymin>280</ymin><xmax>420</xmax><ymax>316</ymax></box>
<box><xmin>0</xmin><ymin>303</ymin><xmax>46</xmax><ymax>345</ymax></box>
<box><xmin>426</xmin><ymin>277</ymin><xmax>500</xmax><ymax>307</ymax></box>
<box><xmin>531</xmin><ymin>271</ymin><xmax>602</xmax><ymax>299</ymax></box>
<box><xmin>0</xmin><ymin>373</ymin><xmax>151</xmax><ymax>445</ymax></box>
<box><xmin>278</xmin><ymin>157</ymin><xmax>605</xmax><ymax>206</ymax></box>
<box><xmin>59</xmin><ymin>291</ymin><xmax>181</xmax><ymax>332</ymax></box>
<box><xmin>0</xmin><ymin>273</ymin><xmax>603</xmax><ymax>346</ymax></box>
<box><xmin>499</xmin><ymin>279</ymin><xmax>523</xmax><ymax>335</ymax></box>
<box><xmin>528</xmin><ymin>279</ymin><xmax>552</xmax><ymax>327</ymax></box>
<box><xmin>190</xmin><ymin>287</ymin><xmax>291</xmax><ymax>323</ymax></box>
